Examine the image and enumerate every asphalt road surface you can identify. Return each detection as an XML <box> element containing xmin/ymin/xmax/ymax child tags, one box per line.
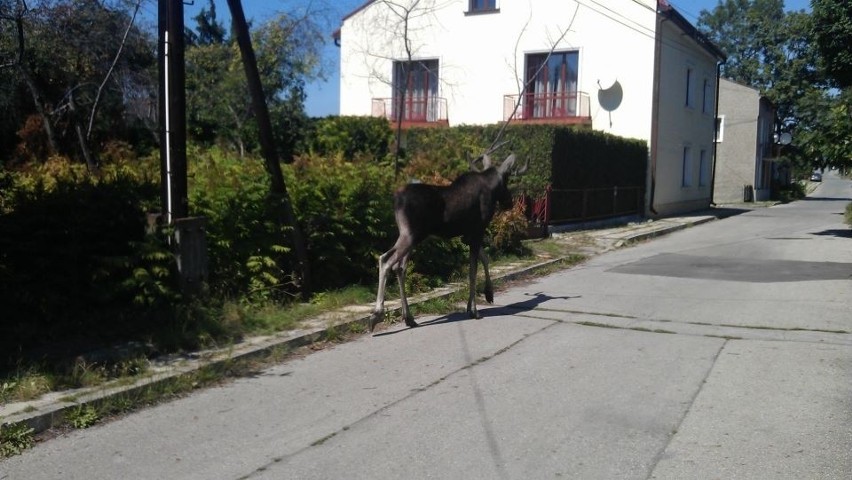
<box><xmin>2</xmin><ymin>174</ymin><xmax>851</xmax><ymax>479</ymax></box>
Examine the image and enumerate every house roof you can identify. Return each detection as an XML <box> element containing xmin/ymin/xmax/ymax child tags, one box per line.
<box><xmin>334</xmin><ymin>0</ymin><xmax>728</xmax><ymax>62</ymax></box>
<box><xmin>332</xmin><ymin>0</ymin><xmax>376</xmax><ymax>42</ymax></box>
<box><xmin>657</xmin><ymin>0</ymin><xmax>727</xmax><ymax>61</ymax></box>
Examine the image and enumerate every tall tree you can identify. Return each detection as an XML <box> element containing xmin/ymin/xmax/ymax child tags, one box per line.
<box><xmin>184</xmin><ymin>4</ymin><xmax>323</xmax><ymax>156</ymax></box>
<box><xmin>698</xmin><ymin>1</ymin><xmax>851</xmax><ymax>172</ymax></box>
<box><xmin>811</xmin><ymin>0</ymin><xmax>852</xmax><ymax>89</ymax></box>
<box><xmin>0</xmin><ymin>0</ymin><xmax>155</xmax><ymax>166</ymax></box>
<box><xmin>225</xmin><ymin>0</ymin><xmax>311</xmax><ymax>299</ymax></box>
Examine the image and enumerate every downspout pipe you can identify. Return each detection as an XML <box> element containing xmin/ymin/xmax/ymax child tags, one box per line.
<box><xmin>709</xmin><ymin>59</ymin><xmax>725</xmax><ymax>206</ymax></box>
<box><xmin>648</xmin><ymin>14</ymin><xmax>666</xmax><ymax>216</ymax></box>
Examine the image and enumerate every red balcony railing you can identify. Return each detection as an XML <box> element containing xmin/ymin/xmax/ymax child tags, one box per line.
<box><xmin>504</xmin><ymin>91</ymin><xmax>591</xmax><ymax>124</ymax></box>
<box><xmin>371</xmin><ymin>96</ymin><xmax>448</xmax><ymax>127</ymax></box>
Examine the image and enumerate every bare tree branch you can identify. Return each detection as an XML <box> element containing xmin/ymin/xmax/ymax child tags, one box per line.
<box><xmin>87</xmin><ymin>0</ymin><xmax>141</xmax><ymax>140</ymax></box>
<box><xmin>487</xmin><ymin>3</ymin><xmax>579</xmax><ymax>153</ymax></box>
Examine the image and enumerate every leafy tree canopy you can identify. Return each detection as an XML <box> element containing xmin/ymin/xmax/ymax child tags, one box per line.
<box><xmin>183</xmin><ymin>0</ymin><xmax>325</xmax><ymax>158</ymax></box>
<box><xmin>699</xmin><ymin>0</ymin><xmax>851</xmax><ymax>171</ymax></box>
<box><xmin>811</xmin><ymin>0</ymin><xmax>852</xmax><ymax>88</ymax></box>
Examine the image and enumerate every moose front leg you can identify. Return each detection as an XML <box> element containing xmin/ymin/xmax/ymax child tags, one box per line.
<box><xmin>370</xmin><ymin>248</ymin><xmax>395</xmax><ymax>332</ymax></box>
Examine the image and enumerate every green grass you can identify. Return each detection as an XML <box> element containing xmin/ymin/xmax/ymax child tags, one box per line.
<box><xmin>0</xmin><ymin>422</ymin><xmax>34</xmax><ymax>457</ymax></box>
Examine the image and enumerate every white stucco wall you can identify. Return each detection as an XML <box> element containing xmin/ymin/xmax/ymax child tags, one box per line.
<box><xmin>339</xmin><ymin>0</ymin><xmax>658</xmax><ymax>142</ymax></box>
<box><xmin>649</xmin><ymin>17</ymin><xmax>720</xmax><ymax>216</ymax></box>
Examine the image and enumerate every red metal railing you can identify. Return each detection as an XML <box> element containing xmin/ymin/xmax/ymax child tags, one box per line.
<box><xmin>504</xmin><ymin>91</ymin><xmax>591</xmax><ymax>122</ymax></box>
<box><xmin>371</xmin><ymin>97</ymin><xmax>448</xmax><ymax>125</ymax></box>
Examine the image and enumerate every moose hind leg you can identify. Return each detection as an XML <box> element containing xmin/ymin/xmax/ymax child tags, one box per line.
<box><xmin>479</xmin><ymin>248</ymin><xmax>494</xmax><ymax>303</ymax></box>
<box><xmin>466</xmin><ymin>246</ymin><xmax>481</xmax><ymax>319</ymax></box>
<box><xmin>395</xmin><ymin>250</ymin><xmax>418</xmax><ymax>328</ymax></box>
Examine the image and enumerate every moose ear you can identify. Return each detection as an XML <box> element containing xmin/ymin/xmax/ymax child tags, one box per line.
<box><xmin>498</xmin><ymin>153</ymin><xmax>516</xmax><ymax>175</ymax></box>
<box><xmin>482</xmin><ymin>154</ymin><xmax>492</xmax><ymax>169</ymax></box>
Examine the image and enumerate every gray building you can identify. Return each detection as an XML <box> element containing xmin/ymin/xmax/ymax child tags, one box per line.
<box><xmin>713</xmin><ymin>78</ymin><xmax>779</xmax><ymax>204</ymax></box>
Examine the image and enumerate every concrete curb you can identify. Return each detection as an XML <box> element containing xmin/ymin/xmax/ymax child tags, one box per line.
<box><xmin>0</xmin><ymin>213</ymin><xmax>720</xmax><ymax>438</ymax></box>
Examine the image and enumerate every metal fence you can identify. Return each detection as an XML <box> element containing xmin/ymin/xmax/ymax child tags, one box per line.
<box><xmin>523</xmin><ymin>185</ymin><xmax>645</xmax><ymax>225</ymax></box>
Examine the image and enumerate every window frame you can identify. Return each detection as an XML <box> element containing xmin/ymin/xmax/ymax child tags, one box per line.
<box><xmin>702</xmin><ymin>77</ymin><xmax>712</xmax><ymax>114</ymax></box>
<box><xmin>392</xmin><ymin>59</ymin><xmax>440</xmax><ymax>122</ymax></box>
<box><xmin>467</xmin><ymin>0</ymin><xmax>499</xmax><ymax>14</ymax></box>
<box><xmin>522</xmin><ymin>50</ymin><xmax>581</xmax><ymax>120</ymax></box>
<box><xmin>682</xmin><ymin>146</ymin><xmax>693</xmax><ymax>188</ymax></box>
<box><xmin>715</xmin><ymin>115</ymin><xmax>725</xmax><ymax>143</ymax></box>
<box><xmin>685</xmin><ymin>66</ymin><xmax>694</xmax><ymax>108</ymax></box>
<box><xmin>698</xmin><ymin>149</ymin><xmax>709</xmax><ymax>187</ymax></box>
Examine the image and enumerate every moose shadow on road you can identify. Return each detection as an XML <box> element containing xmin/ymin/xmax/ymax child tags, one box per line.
<box><xmin>374</xmin><ymin>292</ymin><xmax>580</xmax><ymax>337</ymax></box>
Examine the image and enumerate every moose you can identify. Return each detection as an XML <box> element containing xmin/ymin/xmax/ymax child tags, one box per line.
<box><xmin>369</xmin><ymin>152</ymin><xmax>527</xmax><ymax>332</ymax></box>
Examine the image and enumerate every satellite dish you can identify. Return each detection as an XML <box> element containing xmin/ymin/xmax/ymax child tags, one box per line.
<box><xmin>597</xmin><ymin>79</ymin><xmax>623</xmax><ymax>112</ymax></box>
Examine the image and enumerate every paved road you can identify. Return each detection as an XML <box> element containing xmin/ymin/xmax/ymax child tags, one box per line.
<box><xmin>2</xmin><ymin>175</ymin><xmax>851</xmax><ymax>479</ymax></box>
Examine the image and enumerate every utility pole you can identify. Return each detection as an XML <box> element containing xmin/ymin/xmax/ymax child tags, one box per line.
<box><xmin>158</xmin><ymin>0</ymin><xmax>207</xmax><ymax>295</ymax></box>
<box><xmin>158</xmin><ymin>0</ymin><xmax>187</xmax><ymax>222</ymax></box>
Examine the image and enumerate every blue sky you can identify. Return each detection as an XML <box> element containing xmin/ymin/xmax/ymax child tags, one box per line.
<box><xmin>169</xmin><ymin>0</ymin><xmax>812</xmax><ymax>117</ymax></box>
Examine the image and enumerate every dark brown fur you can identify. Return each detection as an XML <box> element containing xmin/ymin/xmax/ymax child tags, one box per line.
<box><xmin>369</xmin><ymin>154</ymin><xmax>519</xmax><ymax>331</ymax></box>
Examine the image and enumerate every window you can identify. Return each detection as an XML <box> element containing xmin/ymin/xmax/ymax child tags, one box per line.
<box><xmin>682</xmin><ymin>146</ymin><xmax>693</xmax><ymax>187</ymax></box>
<box><xmin>392</xmin><ymin>59</ymin><xmax>439</xmax><ymax>122</ymax></box>
<box><xmin>698</xmin><ymin>149</ymin><xmax>709</xmax><ymax>187</ymax></box>
<box><xmin>715</xmin><ymin>115</ymin><xmax>725</xmax><ymax>142</ymax></box>
<box><xmin>702</xmin><ymin>78</ymin><xmax>711</xmax><ymax>114</ymax></box>
<box><xmin>524</xmin><ymin>51</ymin><xmax>579</xmax><ymax>119</ymax></box>
<box><xmin>469</xmin><ymin>0</ymin><xmax>497</xmax><ymax>13</ymax></box>
<box><xmin>685</xmin><ymin>67</ymin><xmax>693</xmax><ymax>107</ymax></box>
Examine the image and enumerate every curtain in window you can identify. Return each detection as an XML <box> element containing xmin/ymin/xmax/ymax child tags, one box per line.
<box><xmin>393</xmin><ymin>60</ymin><xmax>439</xmax><ymax>121</ymax></box>
<box><xmin>526</xmin><ymin>51</ymin><xmax>578</xmax><ymax>119</ymax></box>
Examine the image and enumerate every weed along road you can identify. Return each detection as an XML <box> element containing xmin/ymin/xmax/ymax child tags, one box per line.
<box><xmin>3</xmin><ymin>177</ymin><xmax>852</xmax><ymax>479</ymax></box>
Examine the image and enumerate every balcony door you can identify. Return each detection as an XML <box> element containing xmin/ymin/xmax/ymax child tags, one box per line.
<box><xmin>393</xmin><ymin>59</ymin><xmax>439</xmax><ymax>122</ymax></box>
<box><xmin>525</xmin><ymin>51</ymin><xmax>579</xmax><ymax>119</ymax></box>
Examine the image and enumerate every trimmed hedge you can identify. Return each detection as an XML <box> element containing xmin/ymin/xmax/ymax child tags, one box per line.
<box><xmin>403</xmin><ymin>124</ymin><xmax>648</xmax><ymax>197</ymax></box>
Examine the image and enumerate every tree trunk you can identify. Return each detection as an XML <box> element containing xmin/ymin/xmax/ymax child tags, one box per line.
<box><xmin>225</xmin><ymin>0</ymin><xmax>311</xmax><ymax>300</ymax></box>
<box><xmin>68</xmin><ymin>88</ymin><xmax>98</xmax><ymax>173</ymax></box>
<box><xmin>18</xmin><ymin>65</ymin><xmax>58</xmax><ymax>156</ymax></box>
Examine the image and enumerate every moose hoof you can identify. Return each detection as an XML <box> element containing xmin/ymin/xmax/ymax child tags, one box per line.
<box><xmin>368</xmin><ymin>311</ymin><xmax>384</xmax><ymax>332</ymax></box>
<box><xmin>405</xmin><ymin>317</ymin><xmax>419</xmax><ymax>328</ymax></box>
<box><xmin>485</xmin><ymin>289</ymin><xmax>494</xmax><ymax>304</ymax></box>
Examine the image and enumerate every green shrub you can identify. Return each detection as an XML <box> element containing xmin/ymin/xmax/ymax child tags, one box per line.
<box><xmin>0</xmin><ymin>159</ymin><xmax>177</xmax><ymax>368</ymax></box>
<box><xmin>774</xmin><ymin>181</ymin><xmax>806</xmax><ymax>203</ymax></box>
<box><xmin>187</xmin><ymin>145</ymin><xmax>289</xmax><ymax>303</ymax></box>
<box><xmin>308</xmin><ymin>116</ymin><xmax>394</xmax><ymax>161</ymax></box>
<box><xmin>287</xmin><ymin>153</ymin><xmax>398</xmax><ymax>290</ymax></box>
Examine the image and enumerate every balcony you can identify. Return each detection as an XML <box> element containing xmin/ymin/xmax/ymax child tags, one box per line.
<box><xmin>371</xmin><ymin>96</ymin><xmax>449</xmax><ymax>129</ymax></box>
<box><xmin>504</xmin><ymin>91</ymin><xmax>592</xmax><ymax>125</ymax></box>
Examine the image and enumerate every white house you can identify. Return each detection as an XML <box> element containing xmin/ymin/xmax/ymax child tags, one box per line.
<box><xmin>335</xmin><ymin>0</ymin><xmax>725</xmax><ymax>216</ymax></box>
<box><xmin>714</xmin><ymin>78</ymin><xmax>779</xmax><ymax>203</ymax></box>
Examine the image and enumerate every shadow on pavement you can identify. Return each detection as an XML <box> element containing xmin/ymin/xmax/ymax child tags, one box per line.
<box><xmin>374</xmin><ymin>292</ymin><xmax>582</xmax><ymax>335</ymax></box>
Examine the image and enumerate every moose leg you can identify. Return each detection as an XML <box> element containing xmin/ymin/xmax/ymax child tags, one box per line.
<box><xmin>466</xmin><ymin>243</ymin><xmax>481</xmax><ymax>319</ymax></box>
<box><xmin>395</xmin><ymin>253</ymin><xmax>418</xmax><ymax>328</ymax></box>
<box><xmin>479</xmin><ymin>249</ymin><xmax>494</xmax><ymax>303</ymax></box>
<box><xmin>370</xmin><ymin>247</ymin><xmax>396</xmax><ymax>332</ymax></box>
